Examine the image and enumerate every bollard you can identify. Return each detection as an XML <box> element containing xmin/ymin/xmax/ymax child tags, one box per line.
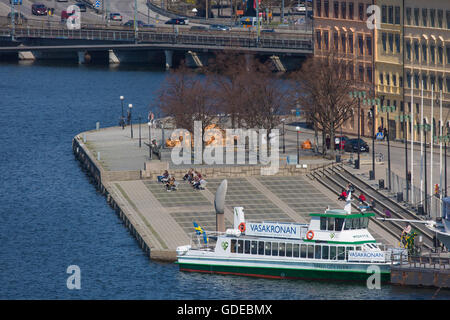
<box><xmin>96</xmin><ymin>122</ymin><xmax>100</xmax><ymax>130</ymax></box>
<box><xmin>97</xmin><ymin>152</ymin><xmax>101</xmax><ymax>161</ymax></box>
<box><xmin>83</xmin><ymin>133</ymin><xmax>87</xmax><ymax>143</ymax></box>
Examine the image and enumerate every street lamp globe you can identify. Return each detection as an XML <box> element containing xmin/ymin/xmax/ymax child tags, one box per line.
<box><xmin>120</xmin><ymin>96</ymin><xmax>124</xmax><ymax>100</ymax></box>
<box><xmin>296</xmin><ymin>126</ymin><xmax>300</xmax><ymax>131</ymax></box>
<box><xmin>129</xmin><ymin>104</ymin><xmax>133</xmax><ymax>109</ymax></box>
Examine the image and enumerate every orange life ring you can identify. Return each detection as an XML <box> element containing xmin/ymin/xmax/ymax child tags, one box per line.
<box><xmin>306</xmin><ymin>230</ymin><xmax>314</xmax><ymax>240</ymax></box>
<box><xmin>238</xmin><ymin>222</ymin><xmax>246</xmax><ymax>233</ymax></box>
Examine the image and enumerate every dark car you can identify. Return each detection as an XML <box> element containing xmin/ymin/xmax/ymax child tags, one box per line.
<box><xmin>261</xmin><ymin>28</ymin><xmax>275</xmax><ymax>33</ymax></box>
<box><xmin>75</xmin><ymin>3</ymin><xmax>87</xmax><ymax>12</ymax></box>
<box><xmin>165</xmin><ymin>18</ymin><xmax>188</xmax><ymax>25</ymax></box>
<box><xmin>32</xmin><ymin>4</ymin><xmax>47</xmax><ymax>16</ymax></box>
<box><xmin>209</xmin><ymin>24</ymin><xmax>230</xmax><ymax>31</ymax></box>
<box><xmin>123</xmin><ymin>20</ymin><xmax>154</xmax><ymax>28</ymax></box>
<box><xmin>344</xmin><ymin>139</ymin><xmax>369</xmax><ymax>153</ymax></box>
<box><xmin>190</xmin><ymin>25</ymin><xmax>207</xmax><ymax>31</ymax></box>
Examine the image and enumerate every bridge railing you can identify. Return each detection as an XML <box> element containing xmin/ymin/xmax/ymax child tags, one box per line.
<box><xmin>2</xmin><ymin>25</ymin><xmax>312</xmax><ymax>51</ymax></box>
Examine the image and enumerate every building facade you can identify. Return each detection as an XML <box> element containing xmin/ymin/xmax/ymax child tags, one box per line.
<box><xmin>313</xmin><ymin>0</ymin><xmax>450</xmax><ymax>141</ymax></box>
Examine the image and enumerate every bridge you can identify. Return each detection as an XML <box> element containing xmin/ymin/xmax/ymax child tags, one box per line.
<box><xmin>0</xmin><ymin>24</ymin><xmax>313</xmax><ymax>70</ymax></box>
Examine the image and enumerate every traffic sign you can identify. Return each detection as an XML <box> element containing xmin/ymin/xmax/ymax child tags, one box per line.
<box><xmin>95</xmin><ymin>0</ymin><xmax>101</xmax><ymax>8</ymax></box>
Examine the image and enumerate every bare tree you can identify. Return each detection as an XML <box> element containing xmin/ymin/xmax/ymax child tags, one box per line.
<box><xmin>291</xmin><ymin>52</ymin><xmax>358</xmax><ymax>155</ymax></box>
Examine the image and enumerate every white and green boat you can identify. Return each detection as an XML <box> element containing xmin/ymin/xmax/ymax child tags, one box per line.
<box><xmin>176</xmin><ymin>193</ymin><xmax>407</xmax><ymax>282</ymax></box>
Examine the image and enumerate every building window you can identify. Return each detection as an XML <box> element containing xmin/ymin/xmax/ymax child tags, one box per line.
<box><xmin>316</xmin><ymin>31</ymin><xmax>322</xmax><ymax>49</ymax></box>
<box><xmin>324</xmin><ymin>31</ymin><xmax>329</xmax><ymax>50</ymax></box>
<box><xmin>438</xmin><ymin>46</ymin><xmax>443</xmax><ymax>64</ymax></box>
<box><xmin>422</xmin><ymin>44</ymin><xmax>427</xmax><ymax>62</ymax></box>
<box><xmin>348</xmin><ymin>2</ymin><xmax>354</xmax><ymax>20</ymax></box>
<box><xmin>382</xmin><ymin>32</ymin><xmax>387</xmax><ymax>52</ymax></box>
<box><xmin>388</xmin><ymin>6</ymin><xmax>394</xmax><ymax>24</ymax></box>
<box><xmin>414</xmin><ymin>8</ymin><xmax>419</xmax><ymax>26</ymax></box>
<box><xmin>358</xmin><ymin>35</ymin><xmax>363</xmax><ymax>55</ymax></box>
<box><xmin>430</xmin><ymin>45</ymin><xmax>435</xmax><ymax>63</ymax></box>
<box><xmin>367</xmin><ymin>67</ymin><xmax>372</xmax><ymax>83</ymax></box>
<box><xmin>382</xmin><ymin>5</ymin><xmax>387</xmax><ymax>23</ymax></box>
<box><xmin>341</xmin><ymin>33</ymin><xmax>346</xmax><ymax>53</ymax></box>
<box><xmin>423</xmin><ymin>74</ymin><xmax>428</xmax><ymax>90</ymax></box>
<box><xmin>407</xmin><ymin>73</ymin><xmax>411</xmax><ymax>88</ymax></box>
<box><xmin>359</xmin><ymin>65</ymin><xmax>364</xmax><ymax>81</ymax></box>
<box><xmin>334</xmin><ymin>32</ymin><xmax>339</xmax><ymax>51</ymax></box>
<box><xmin>395</xmin><ymin>34</ymin><xmax>400</xmax><ymax>53</ymax></box>
<box><xmin>341</xmin><ymin>1</ymin><xmax>346</xmax><ymax>19</ymax></box>
<box><xmin>406</xmin><ymin>7</ymin><xmax>411</xmax><ymax>25</ymax></box>
<box><xmin>366</xmin><ymin>36</ymin><xmax>372</xmax><ymax>55</ymax></box>
<box><xmin>388</xmin><ymin>33</ymin><xmax>393</xmax><ymax>52</ymax></box>
<box><xmin>430</xmin><ymin>75</ymin><xmax>435</xmax><ymax>90</ymax></box>
<box><xmin>422</xmin><ymin>8</ymin><xmax>427</xmax><ymax>27</ymax></box>
<box><xmin>447</xmin><ymin>11</ymin><xmax>450</xmax><ymax>29</ymax></box>
<box><xmin>399</xmin><ymin>76</ymin><xmax>403</xmax><ymax>88</ymax></box>
<box><xmin>430</xmin><ymin>9</ymin><xmax>435</xmax><ymax>27</ymax></box>
<box><xmin>414</xmin><ymin>41</ymin><xmax>419</xmax><ymax>61</ymax></box>
<box><xmin>348</xmin><ymin>33</ymin><xmax>353</xmax><ymax>53</ymax></box>
<box><xmin>406</xmin><ymin>40</ymin><xmax>411</xmax><ymax>60</ymax></box>
<box><xmin>358</xmin><ymin>3</ymin><xmax>364</xmax><ymax>21</ymax></box>
<box><xmin>393</xmin><ymin>74</ymin><xmax>397</xmax><ymax>87</ymax></box>
<box><xmin>447</xmin><ymin>78</ymin><xmax>450</xmax><ymax>93</ymax></box>
<box><xmin>395</xmin><ymin>6</ymin><xmax>400</xmax><ymax>24</ymax></box>
<box><xmin>447</xmin><ymin>46</ymin><xmax>450</xmax><ymax>64</ymax></box>
<box><xmin>379</xmin><ymin>72</ymin><xmax>384</xmax><ymax>85</ymax></box>
<box><xmin>324</xmin><ymin>0</ymin><xmax>329</xmax><ymax>17</ymax></box>
<box><xmin>334</xmin><ymin>1</ymin><xmax>339</xmax><ymax>18</ymax></box>
<box><xmin>438</xmin><ymin>77</ymin><xmax>443</xmax><ymax>91</ymax></box>
<box><xmin>386</xmin><ymin>74</ymin><xmax>390</xmax><ymax>86</ymax></box>
<box><xmin>437</xmin><ymin>10</ymin><xmax>443</xmax><ymax>28</ymax></box>
<box><xmin>414</xmin><ymin>73</ymin><xmax>419</xmax><ymax>89</ymax></box>
<box><xmin>316</xmin><ymin>0</ymin><xmax>322</xmax><ymax>17</ymax></box>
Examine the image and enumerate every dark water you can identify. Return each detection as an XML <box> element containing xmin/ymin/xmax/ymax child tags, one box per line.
<box><xmin>0</xmin><ymin>61</ymin><xmax>448</xmax><ymax>300</ymax></box>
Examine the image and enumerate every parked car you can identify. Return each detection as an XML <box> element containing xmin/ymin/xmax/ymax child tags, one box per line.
<box><xmin>57</xmin><ymin>0</ymin><xmax>68</xmax><ymax>2</ymax></box>
<box><xmin>110</xmin><ymin>13</ymin><xmax>122</xmax><ymax>21</ymax></box>
<box><xmin>75</xmin><ymin>3</ymin><xmax>87</xmax><ymax>12</ymax></box>
<box><xmin>32</xmin><ymin>4</ymin><xmax>47</xmax><ymax>16</ymax></box>
<box><xmin>261</xmin><ymin>28</ymin><xmax>275</xmax><ymax>33</ymax></box>
<box><xmin>335</xmin><ymin>135</ymin><xmax>350</xmax><ymax>149</ymax></box>
<box><xmin>293</xmin><ymin>4</ymin><xmax>306</xmax><ymax>12</ymax></box>
<box><xmin>7</xmin><ymin>12</ymin><xmax>27</xmax><ymax>24</ymax></box>
<box><xmin>165</xmin><ymin>18</ymin><xmax>188</xmax><ymax>25</ymax></box>
<box><xmin>209</xmin><ymin>24</ymin><xmax>230</xmax><ymax>31</ymax></box>
<box><xmin>344</xmin><ymin>138</ymin><xmax>369</xmax><ymax>153</ymax></box>
<box><xmin>190</xmin><ymin>25</ymin><xmax>207</xmax><ymax>31</ymax></box>
<box><xmin>123</xmin><ymin>20</ymin><xmax>154</xmax><ymax>28</ymax></box>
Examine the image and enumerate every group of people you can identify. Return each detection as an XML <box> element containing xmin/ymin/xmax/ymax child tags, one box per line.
<box><xmin>337</xmin><ymin>183</ymin><xmax>376</xmax><ymax>211</ymax></box>
<box><xmin>183</xmin><ymin>169</ymin><xmax>207</xmax><ymax>190</ymax></box>
<box><xmin>157</xmin><ymin>170</ymin><xmax>178</xmax><ymax>192</ymax></box>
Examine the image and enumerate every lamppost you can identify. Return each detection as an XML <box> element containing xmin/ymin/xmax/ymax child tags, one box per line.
<box><xmin>128</xmin><ymin>104</ymin><xmax>133</xmax><ymax>139</ymax></box>
<box><xmin>378</xmin><ymin>104</ymin><xmax>395</xmax><ymax>190</ymax></box>
<box><xmin>120</xmin><ymin>96</ymin><xmax>125</xmax><ymax>129</ymax></box>
<box><xmin>148</xmin><ymin>122</ymin><xmax>153</xmax><ymax>159</ymax></box>
<box><xmin>416</xmin><ymin>122</ymin><xmax>431</xmax><ymax>216</ymax></box>
<box><xmin>296</xmin><ymin>126</ymin><xmax>300</xmax><ymax>165</ymax></box>
<box><xmin>349</xmin><ymin>90</ymin><xmax>367</xmax><ymax>170</ymax></box>
<box><xmin>161</xmin><ymin>122</ymin><xmax>165</xmax><ymax>150</ymax></box>
<box><xmin>281</xmin><ymin>118</ymin><xmax>286</xmax><ymax>154</ymax></box>
<box><xmin>139</xmin><ymin>116</ymin><xmax>142</xmax><ymax>148</ymax></box>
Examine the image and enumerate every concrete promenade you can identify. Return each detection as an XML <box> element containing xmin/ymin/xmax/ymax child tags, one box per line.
<box><xmin>73</xmin><ymin>123</ymin><xmax>398</xmax><ymax>262</ymax></box>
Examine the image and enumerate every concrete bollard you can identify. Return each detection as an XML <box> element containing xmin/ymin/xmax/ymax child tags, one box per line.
<box><xmin>83</xmin><ymin>133</ymin><xmax>87</xmax><ymax>143</ymax></box>
<box><xmin>96</xmin><ymin>122</ymin><xmax>100</xmax><ymax>130</ymax></box>
<box><xmin>97</xmin><ymin>152</ymin><xmax>101</xmax><ymax>161</ymax></box>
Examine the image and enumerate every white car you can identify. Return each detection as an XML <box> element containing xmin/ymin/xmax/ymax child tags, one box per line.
<box><xmin>294</xmin><ymin>4</ymin><xmax>306</xmax><ymax>12</ymax></box>
<box><xmin>110</xmin><ymin>13</ymin><xmax>123</xmax><ymax>21</ymax></box>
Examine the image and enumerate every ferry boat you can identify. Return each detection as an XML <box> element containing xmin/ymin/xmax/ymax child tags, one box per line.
<box><xmin>176</xmin><ymin>193</ymin><xmax>407</xmax><ymax>282</ymax></box>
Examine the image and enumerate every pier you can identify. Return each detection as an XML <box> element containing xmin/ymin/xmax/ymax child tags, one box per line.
<box><xmin>72</xmin><ymin>123</ymin><xmax>399</xmax><ymax>262</ymax></box>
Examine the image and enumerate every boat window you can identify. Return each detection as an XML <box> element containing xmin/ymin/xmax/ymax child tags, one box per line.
<box><xmin>237</xmin><ymin>240</ymin><xmax>244</xmax><ymax>254</ymax></box>
<box><xmin>231</xmin><ymin>239</ymin><xmax>237</xmax><ymax>253</ymax></box>
<box><xmin>337</xmin><ymin>246</ymin><xmax>345</xmax><ymax>260</ymax></box>
<box><xmin>344</xmin><ymin>219</ymin><xmax>351</xmax><ymax>230</ymax></box>
<box><xmin>327</xmin><ymin>217</ymin><xmax>335</xmax><ymax>231</ymax></box>
<box><xmin>320</xmin><ymin>217</ymin><xmax>327</xmax><ymax>230</ymax></box>
<box><xmin>258</xmin><ymin>241</ymin><xmax>264</xmax><ymax>255</ymax></box>
<box><xmin>361</xmin><ymin>217</ymin><xmax>369</xmax><ymax>228</ymax></box>
<box><xmin>286</xmin><ymin>243</ymin><xmax>293</xmax><ymax>257</ymax></box>
<box><xmin>335</xmin><ymin>218</ymin><xmax>344</xmax><ymax>231</ymax></box>
<box><xmin>330</xmin><ymin>246</ymin><xmax>337</xmax><ymax>260</ymax></box>
<box><xmin>279</xmin><ymin>243</ymin><xmax>286</xmax><ymax>256</ymax></box>
<box><xmin>322</xmin><ymin>245</ymin><xmax>329</xmax><ymax>259</ymax></box>
<box><xmin>251</xmin><ymin>241</ymin><xmax>257</xmax><ymax>254</ymax></box>
<box><xmin>272</xmin><ymin>242</ymin><xmax>278</xmax><ymax>256</ymax></box>
<box><xmin>307</xmin><ymin>245</ymin><xmax>314</xmax><ymax>259</ymax></box>
<box><xmin>293</xmin><ymin>244</ymin><xmax>300</xmax><ymax>257</ymax></box>
<box><xmin>244</xmin><ymin>240</ymin><xmax>250</xmax><ymax>254</ymax></box>
<box><xmin>265</xmin><ymin>242</ymin><xmax>271</xmax><ymax>255</ymax></box>
<box><xmin>356</xmin><ymin>246</ymin><xmax>362</xmax><ymax>251</ymax></box>
<box><xmin>315</xmin><ymin>245</ymin><xmax>322</xmax><ymax>259</ymax></box>
<box><xmin>353</xmin><ymin>218</ymin><xmax>360</xmax><ymax>229</ymax></box>
<box><xmin>346</xmin><ymin>246</ymin><xmax>354</xmax><ymax>260</ymax></box>
<box><xmin>300</xmin><ymin>244</ymin><xmax>307</xmax><ymax>258</ymax></box>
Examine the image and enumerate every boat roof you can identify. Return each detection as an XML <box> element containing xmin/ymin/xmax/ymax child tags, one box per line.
<box><xmin>310</xmin><ymin>210</ymin><xmax>375</xmax><ymax>218</ymax></box>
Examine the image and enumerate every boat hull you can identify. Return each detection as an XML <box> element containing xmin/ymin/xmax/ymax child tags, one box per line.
<box><xmin>178</xmin><ymin>262</ymin><xmax>391</xmax><ymax>282</ymax></box>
